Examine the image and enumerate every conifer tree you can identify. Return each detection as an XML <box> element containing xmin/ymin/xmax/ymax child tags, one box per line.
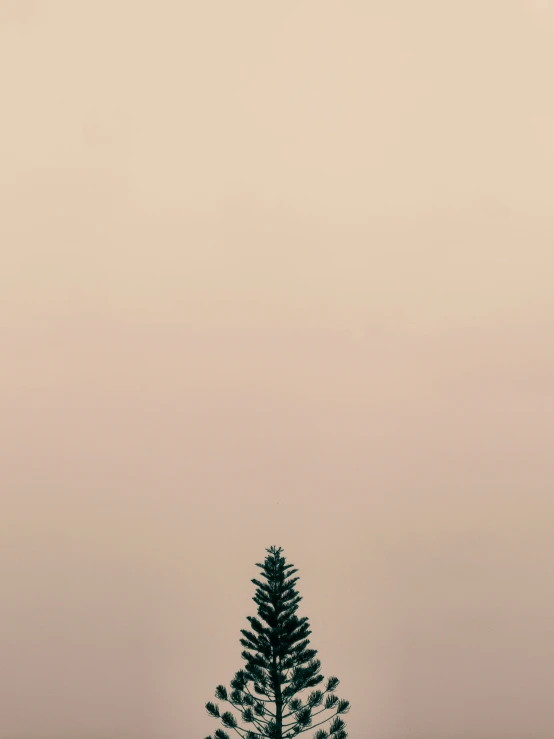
<box><xmin>203</xmin><ymin>546</ymin><xmax>350</xmax><ymax>739</ymax></box>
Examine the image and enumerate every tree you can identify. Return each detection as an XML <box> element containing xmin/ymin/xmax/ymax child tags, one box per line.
<box><xmin>203</xmin><ymin>545</ymin><xmax>350</xmax><ymax>739</ymax></box>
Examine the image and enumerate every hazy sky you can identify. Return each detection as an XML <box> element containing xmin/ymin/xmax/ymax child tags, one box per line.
<box><xmin>1</xmin><ymin>2</ymin><xmax>554</xmax><ymax>739</ymax></box>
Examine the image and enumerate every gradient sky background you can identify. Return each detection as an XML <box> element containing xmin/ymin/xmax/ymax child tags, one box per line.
<box><xmin>1</xmin><ymin>2</ymin><xmax>554</xmax><ymax>738</ymax></box>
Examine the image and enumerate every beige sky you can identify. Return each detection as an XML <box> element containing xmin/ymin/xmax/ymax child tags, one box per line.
<box><xmin>1</xmin><ymin>2</ymin><xmax>554</xmax><ymax>738</ymax></box>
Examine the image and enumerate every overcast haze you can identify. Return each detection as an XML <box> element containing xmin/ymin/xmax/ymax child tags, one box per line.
<box><xmin>1</xmin><ymin>2</ymin><xmax>554</xmax><ymax>738</ymax></box>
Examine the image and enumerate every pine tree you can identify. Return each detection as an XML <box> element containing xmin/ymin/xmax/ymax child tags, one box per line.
<box><xmin>203</xmin><ymin>546</ymin><xmax>350</xmax><ymax>739</ymax></box>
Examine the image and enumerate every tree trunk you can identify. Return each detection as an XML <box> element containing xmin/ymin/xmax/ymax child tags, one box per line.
<box><xmin>272</xmin><ymin>654</ymin><xmax>283</xmax><ymax>739</ymax></box>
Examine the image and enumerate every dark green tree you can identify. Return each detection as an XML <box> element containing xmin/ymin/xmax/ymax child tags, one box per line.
<box><xmin>203</xmin><ymin>546</ymin><xmax>350</xmax><ymax>739</ymax></box>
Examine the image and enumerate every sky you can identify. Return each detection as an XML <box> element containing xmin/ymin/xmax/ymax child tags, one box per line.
<box><xmin>1</xmin><ymin>2</ymin><xmax>554</xmax><ymax>738</ymax></box>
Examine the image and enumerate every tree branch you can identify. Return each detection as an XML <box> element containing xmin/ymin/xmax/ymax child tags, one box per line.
<box><xmin>282</xmin><ymin>706</ymin><xmax>330</xmax><ymax>727</ymax></box>
<box><xmin>282</xmin><ymin>686</ymin><xmax>332</xmax><ymax>717</ymax></box>
<box><xmin>288</xmin><ymin>711</ymin><xmax>339</xmax><ymax>736</ymax></box>
<box><xmin>227</xmin><ymin>697</ymin><xmax>269</xmax><ymax>735</ymax></box>
<box><xmin>244</xmin><ymin>685</ymin><xmax>276</xmax><ymax>716</ymax></box>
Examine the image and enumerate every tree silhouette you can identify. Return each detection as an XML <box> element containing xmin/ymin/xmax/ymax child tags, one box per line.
<box><xmin>203</xmin><ymin>546</ymin><xmax>350</xmax><ymax>739</ymax></box>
